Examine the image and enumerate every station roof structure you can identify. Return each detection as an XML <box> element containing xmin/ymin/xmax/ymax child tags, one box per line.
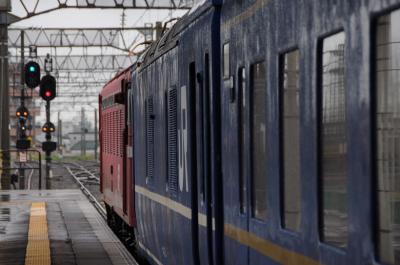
<box><xmin>11</xmin><ymin>0</ymin><xmax>191</xmax><ymax>21</ymax></box>
<box><xmin>5</xmin><ymin>0</ymin><xmax>191</xmax><ymax>114</ymax></box>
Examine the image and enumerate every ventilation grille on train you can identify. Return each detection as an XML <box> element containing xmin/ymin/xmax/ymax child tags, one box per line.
<box><xmin>167</xmin><ymin>87</ymin><xmax>178</xmax><ymax>195</ymax></box>
<box><xmin>101</xmin><ymin>108</ymin><xmax>124</xmax><ymax>157</ymax></box>
<box><xmin>146</xmin><ymin>97</ymin><xmax>155</xmax><ymax>180</ymax></box>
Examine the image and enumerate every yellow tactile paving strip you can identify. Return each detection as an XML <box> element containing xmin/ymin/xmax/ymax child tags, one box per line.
<box><xmin>25</xmin><ymin>202</ymin><xmax>51</xmax><ymax>265</ymax></box>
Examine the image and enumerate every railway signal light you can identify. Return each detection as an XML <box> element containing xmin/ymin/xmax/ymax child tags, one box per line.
<box><xmin>24</xmin><ymin>61</ymin><xmax>40</xmax><ymax>89</ymax></box>
<box><xmin>16</xmin><ymin>106</ymin><xmax>29</xmax><ymax>118</ymax></box>
<box><xmin>40</xmin><ymin>75</ymin><xmax>56</xmax><ymax>101</ymax></box>
<box><xmin>42</xmin><ymin>122</ymin><xmax>55</xmax><ymax>133</ymax></box>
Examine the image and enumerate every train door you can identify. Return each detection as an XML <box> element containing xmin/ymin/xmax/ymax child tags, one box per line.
<box><xmin>122</xmin><ymin>79</ymin><xmax>130</xmax><ymax>216</ymax></box>
<box><xmin>222</xmin><ymin>43</ymin><xmax>250</xmax><ymax>265</ymax></box>
<box><xmin>188</xmin><ymin>61</ymin><xmax>201</xmax><ymax>265</ymax></box>
<box><xmin>120</xmin><ymin>83</ymin><xmax>127</xmax><ymax>215</ymax></box>
<box><xmin>99</xmin><ymin>95</ymin><xmax>103</xmax><ymax>193</ymax></box>
<box><xmin>194</xmin><ymin>54</ymin><xmax>214</xmax><ymax>265</ymax></box>
<box><xmin>125</xmin><ymin>85</ymin><xmax>133</xmax><ymax>219</ymax></box>
<box><xmin>236</xmin><ymin>66</ymin><xmax>250</xmax><ymax>265</ymax></box>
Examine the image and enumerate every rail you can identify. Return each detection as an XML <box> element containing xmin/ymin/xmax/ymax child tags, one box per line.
<box><xmin>70</xmin><ymin>162</ymin><xmax>100</xmax><ymax>182</ymax></box>
<box><xmin>64</xmin><ymin>164</ymin><xmax>106</xmax><ymax>219</ymax></box>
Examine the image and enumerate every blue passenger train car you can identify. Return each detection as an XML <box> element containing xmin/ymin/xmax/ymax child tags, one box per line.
<box><xmin>101</xmin><ymin>0</ymin><xmax>400</xmax><ymax>264</ymax></box>
<box><xmin>132</xmin><ymin>1</ymin><xmax>223</xmax><ymax>264</ymax></box>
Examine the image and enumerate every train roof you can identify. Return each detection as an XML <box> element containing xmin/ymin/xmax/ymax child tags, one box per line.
<box><xmin>100</xmin><ymin>65</ymin><xmax>133</xmax><ymax>98</ymax></box>
<box><xmin>138</xmin><ymin>1</ymin><xmax>212</xmax><ymax>70</ymax></box>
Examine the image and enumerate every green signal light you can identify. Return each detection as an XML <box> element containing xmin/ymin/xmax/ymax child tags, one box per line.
<box><xmin>29</xmin><ymin>66</ymin><xmax>36</xmax><ymax>72</ymax></box>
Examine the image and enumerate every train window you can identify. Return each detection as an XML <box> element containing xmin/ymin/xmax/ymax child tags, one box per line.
<box><xmin>375</xmin><ymin>10</ymin><xmax>400</xmax><ymax>265</ymax></box>
<box><xmin>281</xmin><ymin>49</ymin><xmax>301</xmax><ymax>231</ymax></box>
<box><xmin>250</xmin><ymin>61</ymin><xmax>267</xmax><ymax>221</ymax></box>
<box><xmin>238</xmin><ymin>67</ymin><xmax>247</xmax><ymax>214</ymax></box>
<box><xmin>319</xmin><ymin>32</ymin><xmax>348</xmax><ymax>248</ymax></box>
<box><xmin>223</xmin><ymin>43</ymin><xmax>230</xmax><ymax>79</ymax></box>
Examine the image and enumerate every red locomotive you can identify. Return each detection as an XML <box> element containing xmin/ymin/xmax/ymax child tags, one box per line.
<box><xmin>99</xmin><ymin>67</ymin><xmax>135</xmax><ymax>232</ymax></box>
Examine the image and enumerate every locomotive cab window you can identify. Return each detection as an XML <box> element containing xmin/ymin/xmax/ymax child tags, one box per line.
<box><xmin>281</xmin><ymin>49</ymin><xmax>301</xmax><ymax>232</ymax></box>
<box><xmin>250</xmin><ymin>61</ymin><xmax>267</xmax><ymax>221</ymax></box>
<box><xmin>375</xmin><ymin>9</ymin><xmax>400</xmax><ymax>265</ymax></box>
<box><xmin>319</xmin><ymin>31</ymin><xmax>348</xmax><ymax>248</ymax></box>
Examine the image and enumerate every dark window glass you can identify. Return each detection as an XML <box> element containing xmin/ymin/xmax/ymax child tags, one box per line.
<box><xmin>320</xmin><ymin>32</ymin><xmax>348</xmax><ymax>248</ymax></box>
<box><xmin>376</xmin><ymin>10</ymin><xmax>400</xmax><ymax>265</ymax></box>
<box><xmin>238</xmin><ymin>67</ymin><xmax>247</xmax><ymax>214</ymax></box>
<box><xmin>223</xmin><ymin>43</ymin><xmax>230</xmax><ymax>79</ymax></box>
<box><xmin>282</xmin><ymin>50</ymin><xmax>301</xmax><ymax>231</ymax></box>
<box><xmin>251</xmin><ymin>62</ymin><xmax>267</xmax><ymax>221</ymax></box>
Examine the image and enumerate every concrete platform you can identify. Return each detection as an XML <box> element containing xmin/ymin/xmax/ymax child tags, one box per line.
<box><xmin>0</xmin><ymin>190</ymin><xmax>137</xmax><ymax>265</ymax></box>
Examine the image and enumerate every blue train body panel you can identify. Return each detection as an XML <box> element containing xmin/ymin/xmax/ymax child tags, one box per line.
<box><xmin>132</xmin><ymin>4</ymin><xmax>222</xmax><ymax>265</ymax></box>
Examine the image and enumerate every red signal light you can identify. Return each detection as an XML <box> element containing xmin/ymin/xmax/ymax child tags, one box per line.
<box><xmin>40</xmin><ymin>75</ymin><xmax>56</xmax><ymax>101</ymax></box>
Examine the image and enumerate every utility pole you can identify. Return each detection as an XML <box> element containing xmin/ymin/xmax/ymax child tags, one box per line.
<box><xmin>18</xmin><ymin>30</ymin><xmax>25</xmax><ymax>189</ymax></box>
<box><xmin>41</xmin><ymin>53</ymin><xmax>57</xmax><ymax>190</ymax></box>
<box><xmin>58</xmin><ymin>113</ymin><xmax>62</xmax><ymax>155</ymax></box>
<box><xmin>0</xmin><ymin>2</ymin><xmax>11</xmax><ymax>190</ymax></box>
<box><xmin>94</xmin><ymin>109</ymin><xmax>98</xmax><ymax>161</ymax></box>
<box><xmin>45</xmin><ymin>101</ymin><xmax>51</xmax><ymax>189</ymax></box>
<box><xmin>57</xmin><ymin>111</ymin><xmax>60</xmax><ymax>153</ymax></box>
<box><xmin>81</xmin><ymin>108</ymin><xmax>86</xmax><ymax>157</ymax></box>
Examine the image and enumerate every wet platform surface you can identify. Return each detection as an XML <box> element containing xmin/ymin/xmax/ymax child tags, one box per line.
<box><xmin>0</xmin><ymin>190</ymin><xmax>137</xmax><ymax>265</ymax></box>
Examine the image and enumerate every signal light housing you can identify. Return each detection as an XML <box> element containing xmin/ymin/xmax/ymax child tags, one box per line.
<box><xmin>24</xmin><ymin>61</ymin><xmax>40</xmax><ymax>89</ymax></box>
<box><xmin>40</xmin><ymin>75</ymin><xmax>56</xmax><ymax>101</ymax></box>
<box><xmin>42</xmin><ymin>141</ymin><xmax>57</xmax><ymax>152</ymax></box>
<box><xmin>17</xmin><ymin>139</ymin><xmax>31</xmax><ymax>150</ymax></box>
<box><xmin>16</xmin><ymin>106</ymin><xmax>29</xmax><ymax>118</ymax></box>
<box><xmin>42</xmin><ymin>122</ymin><xmax>55</xmax><ymax>133</ymax></box>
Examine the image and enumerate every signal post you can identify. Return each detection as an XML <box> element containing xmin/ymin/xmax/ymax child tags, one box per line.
<box><xmin>20</xmin><ymin>54</ymin><xmax>57</xmax><ymax>190</ymax></box>
<box><xmin>40</xmin><ymin>55</ymin><xmax>57</xmax><ymax>189</ymax></box>
<box><xmin>13</xmin><ymin>39</ymin><xmax>40</xmax><ymax>188</ymax></box>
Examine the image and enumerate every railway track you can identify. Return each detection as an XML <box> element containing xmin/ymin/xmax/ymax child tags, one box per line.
<box><xmin>63</xmin><ymin>162</ymin><xmax>106</xmax><ymax>219</ymax></box>
<box><xmin>26</xmin><ymin>167</ymin><xmax>35</xmax><ymax>190</ymax></box>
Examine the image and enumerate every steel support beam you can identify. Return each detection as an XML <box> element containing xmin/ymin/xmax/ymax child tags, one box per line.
<box><xmin>11</xmin><ymin>0</ymin><xmax>191</xmax><ymax>22</ymax></box>
<box><xmin>8</xmin><ymin>27</ymin><xmax>153</xmax><ymax>51</ymax></box>
<box><xmin>10</xmin><ymin>54</ymin><xmax>136</xmax><ymax>71</ymax></box>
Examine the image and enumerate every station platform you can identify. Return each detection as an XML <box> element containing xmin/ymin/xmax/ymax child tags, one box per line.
<box><xmin>0</xmin><ymin>189</ymin><xmax>137</xmax><ymax>265</ymax></box>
